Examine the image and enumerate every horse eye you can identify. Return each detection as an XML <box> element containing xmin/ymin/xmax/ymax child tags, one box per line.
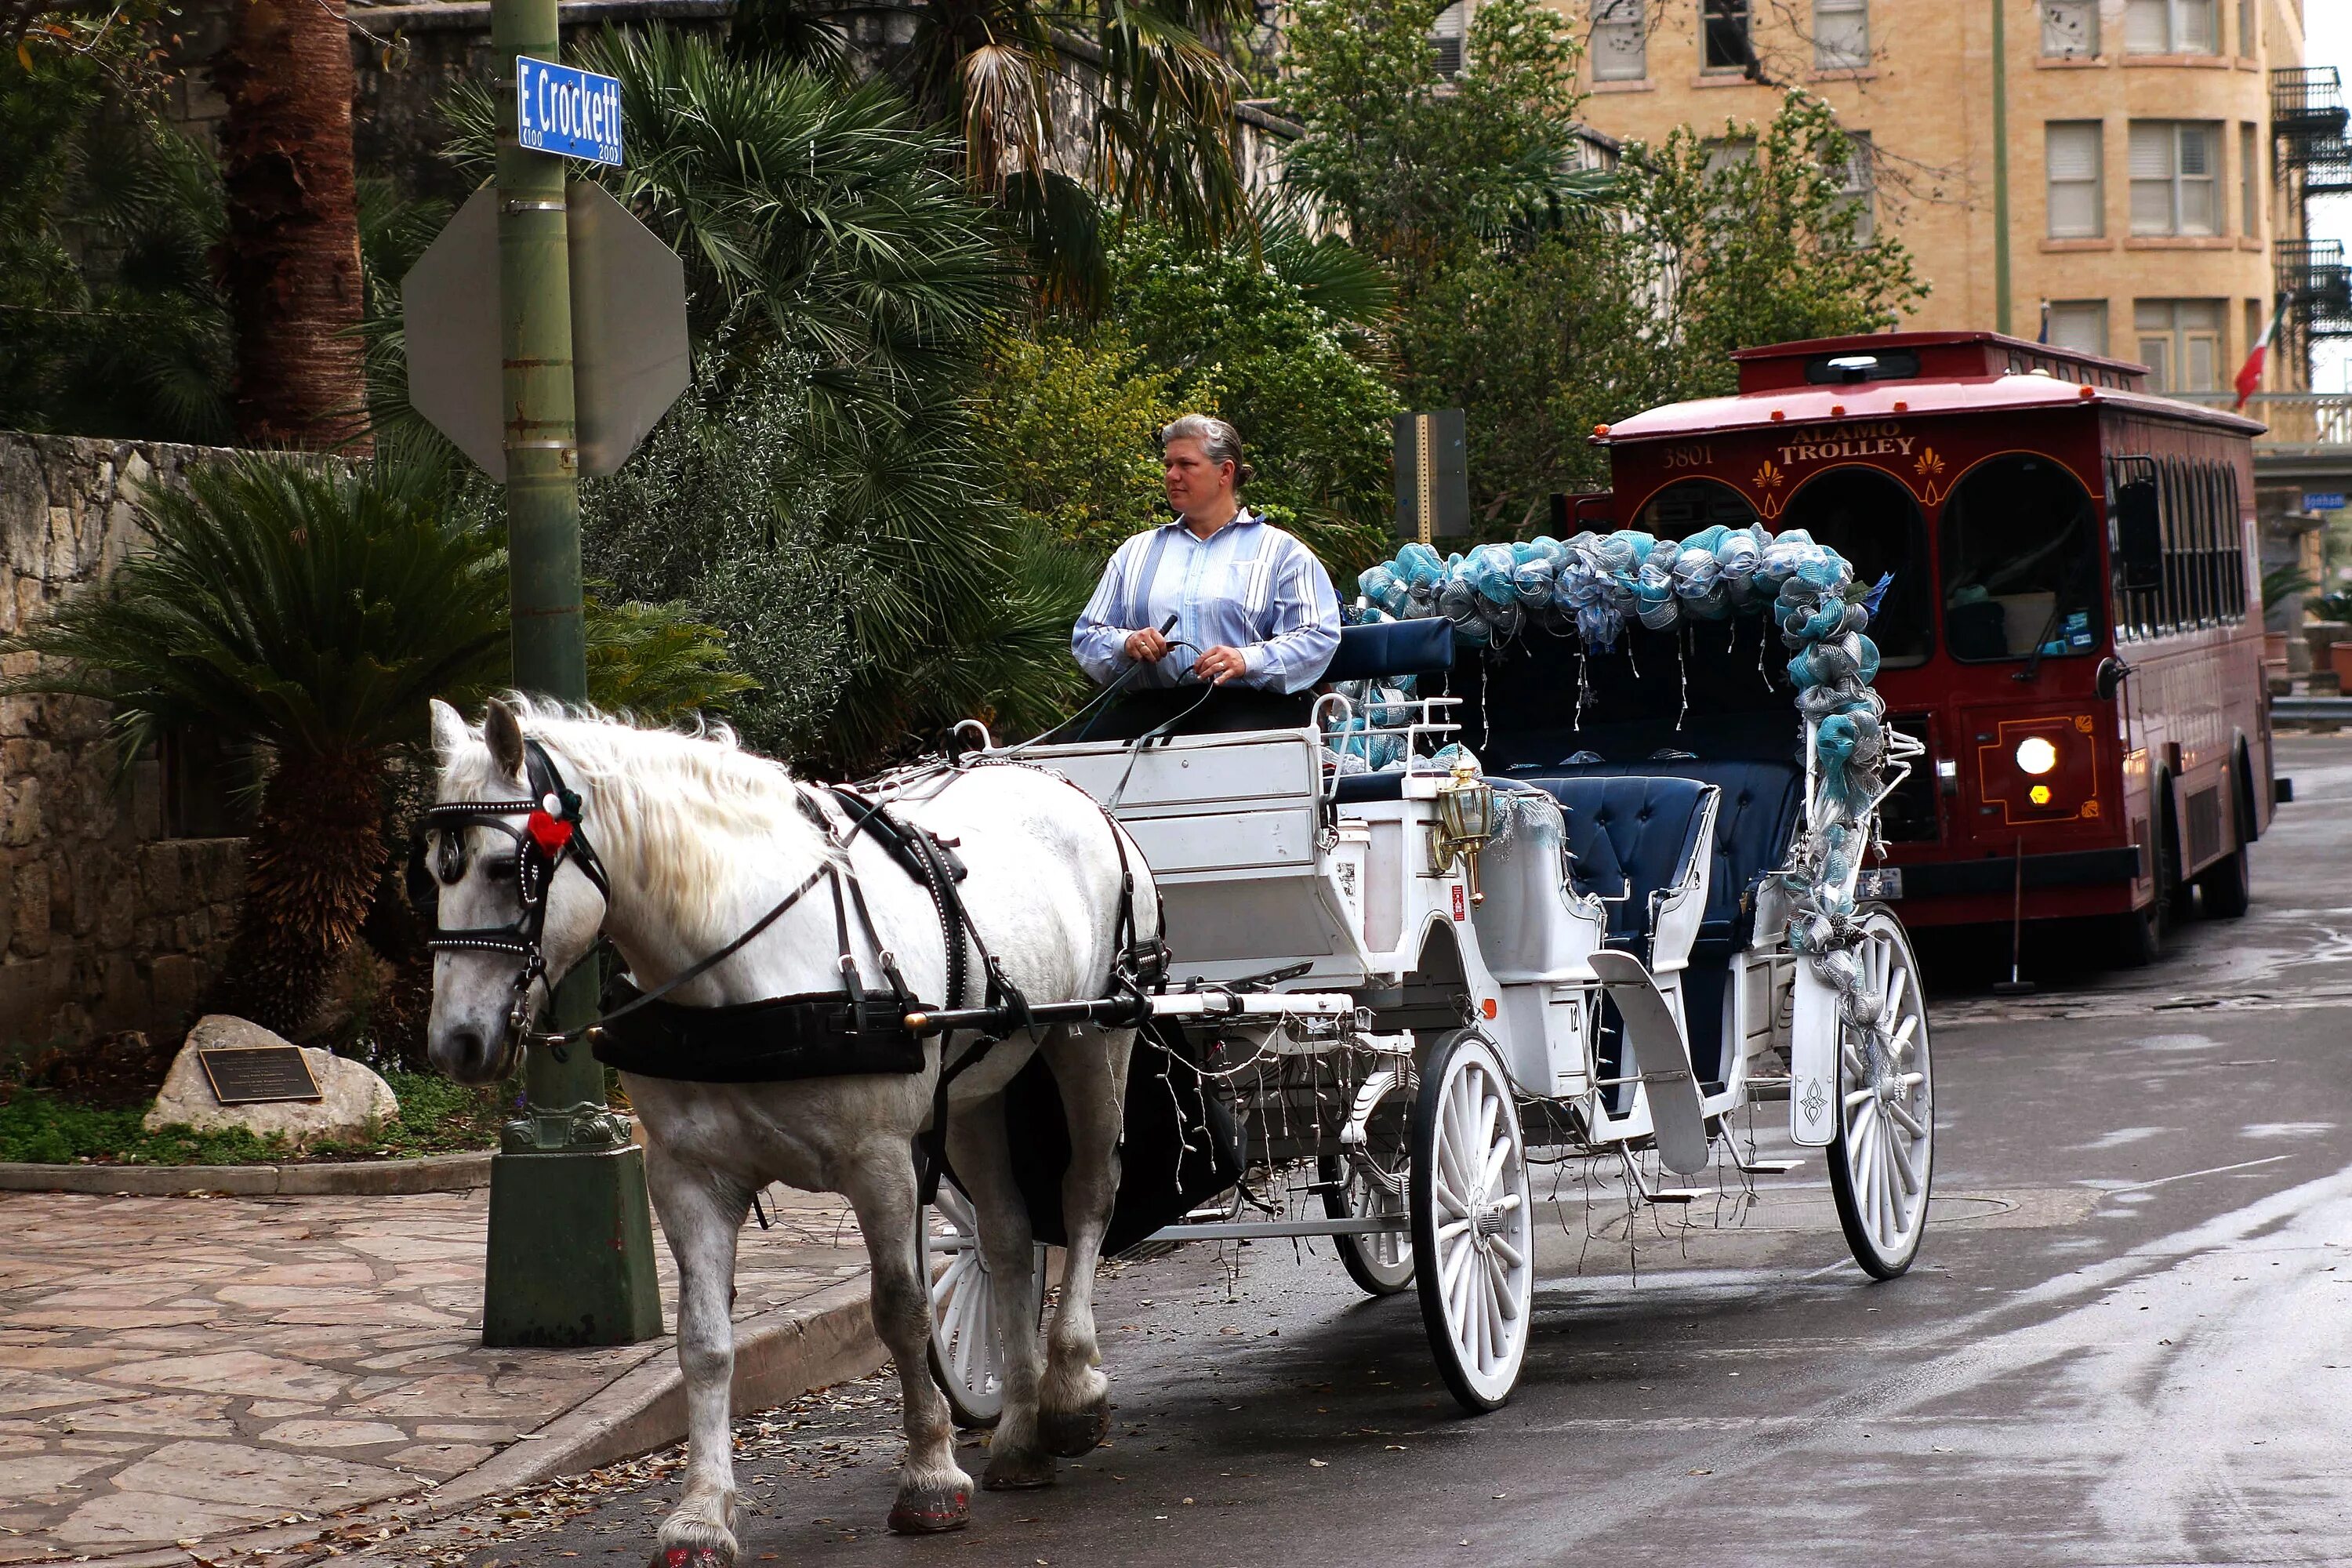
<box><xmin>481</xmin><ymin>855</ymin><xmax>520</xmax><ymax>885</ymax></box>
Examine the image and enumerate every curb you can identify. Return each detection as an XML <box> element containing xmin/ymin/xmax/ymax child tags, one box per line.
<box><xmin>20</xmin><ymin>1277</ymin><xmax>884</xmax><ymax>1566</ymax></box>
<box><xmin>0</xmin><ymin>1150</ymin><xmax>493</xmax><ymax>1196</ymax></box>
<box><xmin>438</xmin><ymin>1274</ymin><xmax>885</xmax><ymax>1504</ymax></box>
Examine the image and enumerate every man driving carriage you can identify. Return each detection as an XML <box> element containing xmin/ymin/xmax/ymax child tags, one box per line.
<box><xmin>1070</xmin><ymin>415</ymin><xmax>1341</xmax><ymax>739</ymax></box>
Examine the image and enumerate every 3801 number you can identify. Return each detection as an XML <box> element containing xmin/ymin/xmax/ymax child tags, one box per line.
<box><xmin>1662</xmin><ymin>443</ymin><xmax>1716</xmax><ymax>470</ymax></box>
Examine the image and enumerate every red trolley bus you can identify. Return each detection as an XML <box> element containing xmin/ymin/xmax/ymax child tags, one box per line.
<box><xmin>1592</xmin><ymin>329</ymin><xmax>2272</xmax><ymax>963</ymax></box>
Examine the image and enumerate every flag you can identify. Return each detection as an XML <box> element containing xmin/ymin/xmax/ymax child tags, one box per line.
<box><xmin>2235</xmin><ymin>296</ymin><xmax>2287</xmax><ymax>410</ymax></box>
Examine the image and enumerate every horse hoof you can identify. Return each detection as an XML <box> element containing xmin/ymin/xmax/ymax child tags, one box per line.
<box><xmin>887</xmin><ymin>1486</ymin><xmax>973</xmax><ymax>1534</ymax></box>
<box><xmin>982</xmin><ymin>1450</ymin><xmax>1057</xmax><ymax>1490</ymax></box>
<box><xmin>1039</xmin><ymin>1403</ymin><xmax>1111</xmax><ymax>1458</ymax></box>
<box><xmin>654</xmin><ymin>1549</ymin><xmax>731</xmax><ymax>1567</ymax></box>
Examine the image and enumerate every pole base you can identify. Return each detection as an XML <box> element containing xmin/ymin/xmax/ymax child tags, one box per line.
<box><xmin>483</xmin><ymin>1143</ymin><xmax>664</xmax><ymax>1348</ymax></box>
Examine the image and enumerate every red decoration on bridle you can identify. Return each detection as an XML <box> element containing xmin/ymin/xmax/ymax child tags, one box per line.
<box><xmin>527</xmin><ymin>808</ymin><xmax>575</xmax><ymax>854</ymax></box>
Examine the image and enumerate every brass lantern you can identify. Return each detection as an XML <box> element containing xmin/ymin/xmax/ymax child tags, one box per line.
<box><xmin>1431</xmin><ymin>758</ymin><xmax>1498</xmax><ymax>904</ymax></box>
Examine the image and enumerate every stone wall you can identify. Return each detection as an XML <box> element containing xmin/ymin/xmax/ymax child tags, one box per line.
<box><xmin>0</xmin><ymin>436</ymin><xmax>246</xmax><ymax>1054</ymax></box>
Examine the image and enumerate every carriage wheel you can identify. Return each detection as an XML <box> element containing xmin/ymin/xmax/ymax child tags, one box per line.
<box><xmin>924</xmin><ymin>1182</ymin><xmax>1047</xmax><ymax>1429</ymax></box>
<box><xmin>1826</xmin><ymin>908</ymin><xmax>1935</xmax><ymax>1280</ymax></box>
<box><xmin>1410</xmin><ymin>1029</ymin><xmax>1534</xmax><ymax>1414</ymax></box>
<box><xmin>1319</xmin><ymin>1076</ymin><xmax>1415</xmax><ymax>1295</ymax></box>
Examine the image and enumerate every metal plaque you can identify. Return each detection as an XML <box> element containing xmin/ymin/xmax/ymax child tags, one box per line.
<box><xmin>517</xmin><ymin>56</ymin><xmax>624</xmax><ymax>168</ymax></box>
<box><xmin>402</xmin><ymin>182</ymin><xmax>691</xmax><ymax>481</ymax></box>
<box><xmin>197</xmin><ymin>1047</ymin><xmax>323</xmax><ymax>1106</ymax></box>
<box><xmin>1392</xmin><ymin>409</ymin><xmax>1469</xmax><ymax>543</ymax></box>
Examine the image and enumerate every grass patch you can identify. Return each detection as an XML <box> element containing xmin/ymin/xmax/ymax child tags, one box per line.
<box><xmin>0</xmin><ymin>1072</ymin><xmax>510</xmax><ymax>1165</ymax></box>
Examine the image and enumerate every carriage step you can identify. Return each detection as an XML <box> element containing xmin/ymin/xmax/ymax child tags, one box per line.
<box><xmin>1639</xmin><ymin>1187</ymin><xmax>1708</xmax><ymax>1205</ymax></box>
<box><xmin>1737</xmin><ymin>1159</ymin><xmax>1804</xmax><ymax>1175</ymax></box>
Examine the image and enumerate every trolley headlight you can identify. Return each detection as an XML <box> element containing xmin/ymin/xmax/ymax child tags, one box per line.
<box><xmin>2014</xmin><ymin>736</ymin><xmax>2060</xmax><ymax>776</ymax></box>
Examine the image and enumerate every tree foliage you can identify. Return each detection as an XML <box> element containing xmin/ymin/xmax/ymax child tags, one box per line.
<box><xmin>0</xmin><ymin>26</ymin><xmax>235</xmax><ymax>444</ymax></box>
<box><xmin>735</xmin><ymin>0</ymin><xmax>1261</xmax><ymax>307</ymax></box>
<box><xmin>1282</xmin><ymin>0</ymin><xmax>1926</xmax><ymax>533</ymax></box>
<box><xmin>1628</xmin><ymin>94</ymin><xmax>1925</xmax><ymax>399</ymax></box>
<box><xmin>1280</xmin><ymin>0</ymin><xmax>1606</xmax><ymax>277</ymax></box>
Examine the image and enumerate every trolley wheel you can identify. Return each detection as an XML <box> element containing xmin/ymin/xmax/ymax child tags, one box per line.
<box><xmin>2107</xmin><ymin>902</ymin><xmax>2163</xmax><ymax>967</ymax></box>
<box><xmin>2197</xmin><ymin>846</ymin><xmax>2251</xmax><ymax>919</ymax></box>
<box><xmin>1410</xmin><ymin>1028</ymin><xmax>1534</xmax><ymax>1414</ymax></box>
<box><xmin>1319</xmin><ymin>1086</ymin><xmax>1415</xmax><ymax>1296</ymax></box>
<box><xmin>1826</xmin><ymin>908</ymin><xmax>1935</xmax><ymax>1280</ymax></box>
<box><xmin>924</xmin><ymin>1181</ymin><xmax>1047</xmax><ymax>1430</ymax></box>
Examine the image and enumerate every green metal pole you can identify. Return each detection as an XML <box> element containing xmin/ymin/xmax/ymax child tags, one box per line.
<box><xmin>1991</xmin><ymin>0</ymin><xmax>2013</xmax><ymax>336</ymax></box>
<box><xmin>481</xmin><ymin>0</ymin><xmax>662</xmax><ymax>1348</ymax></box>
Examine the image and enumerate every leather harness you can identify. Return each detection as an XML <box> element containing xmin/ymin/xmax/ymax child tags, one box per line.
<box><xmin>410</xmin><ymin>745</ymin><xmax>1164</xmax><ymax>1087</ymax></box>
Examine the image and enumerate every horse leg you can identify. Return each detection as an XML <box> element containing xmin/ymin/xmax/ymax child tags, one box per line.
<box><xmin>942</xmin><ymin>1081</ymin><xmax>1054</xmax><ymax>1490</ymax></box>
<box><xmin>645</xmin><ymin>1149</ymin><xmax>750</xmax><ymax>1567</ymax></box>
<box><xmin>843</xmin><ymin>1145</ymin><xmax>973</xmax><ymax>1534</ymax></box>
<box><xmin>1036</xmin><ymin>1024</ymin><xmax>1130</xmax><ymax>1457</ymax></box>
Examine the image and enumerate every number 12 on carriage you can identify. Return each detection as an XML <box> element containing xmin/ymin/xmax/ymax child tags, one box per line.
<box><xmin>516</xmin><ymin>56</ymin><xmax>624</xmax><ymax>167</ymax></box>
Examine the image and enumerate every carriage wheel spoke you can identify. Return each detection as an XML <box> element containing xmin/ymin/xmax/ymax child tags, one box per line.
<box><xmin>1490</xmin><ymin>1232</ymin><xmax>1526</xmax><ymax>1271</ymax></box>
<box><xmin>1886</xmin><ymin>1099</ymin><xmax>1927</xmax><ymax>1140</ymax></box>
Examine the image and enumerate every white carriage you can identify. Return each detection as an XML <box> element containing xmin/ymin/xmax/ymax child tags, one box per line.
<box><xmin>927</xmin><ymin>575</ymin><xmax>1935</xmax><ymax>1417</ymax></box>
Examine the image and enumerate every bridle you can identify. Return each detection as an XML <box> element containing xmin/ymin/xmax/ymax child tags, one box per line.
<box><xmin>408</xmin><ymin>739</ymin><xmax>614</xmax><ymax>1054</ymax></box>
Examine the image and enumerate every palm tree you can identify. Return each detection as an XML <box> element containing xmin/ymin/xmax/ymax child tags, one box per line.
<box><xmin>212</xmin><ymin>0</ymin><xmax>369</xmax><ymax>449</ymax></box>
<box><xmin>0</xmin><ymin>456</ymin><xmax>508</xmax><ymax>1035</ymax></box>
<box><xmin>731</xmin><ymin>0</ymin><xmax>1263</xmax><ymax>306</ymax></box>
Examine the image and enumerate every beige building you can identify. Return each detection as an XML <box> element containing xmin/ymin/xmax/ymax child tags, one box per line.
<box><xmin>1553</xmin><ymin>0</ymin><xmax>2325</xmax><ymax>396</ymax></box>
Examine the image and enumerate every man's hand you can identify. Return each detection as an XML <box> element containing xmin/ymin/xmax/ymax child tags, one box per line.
<box><xmin>1124</xmin><ymin>626</ymin><xmax>1171</xmax><ymax>663</ymax></box>
<box><xmin>1194</xmin><ymin>644</ymin><xmax>1250</xmax><ymax>685</ymax></box>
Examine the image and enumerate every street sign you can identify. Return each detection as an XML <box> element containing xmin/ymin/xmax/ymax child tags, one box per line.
<box><xmin>517</xmin><ymin>56</ymin><xmax>624</xmax><ymax>167</ymax></box>
<box><xmin>2303</xmin><ymin>492</ymin><xmax>2346</xmax><ymax>513</ymax></box>
<box><xmin>1392</xmin><ymin>409</ymin><xmax>1469</xmax><ymax>543</ymax></box>
<box><xmin>402</xmin><ymin>181</ymin><xmax>690</xmax><ymax>480</ymax></box>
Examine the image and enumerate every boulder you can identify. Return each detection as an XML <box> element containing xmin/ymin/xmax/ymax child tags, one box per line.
<box><xmin>143</xmin><ymin>1014</ymin><xmax>399</xmax><ymax>1149</ymax></box>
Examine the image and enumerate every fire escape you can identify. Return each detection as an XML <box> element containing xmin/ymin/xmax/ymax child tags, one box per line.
<box><xmin>2272</xmin><ymin>67</ymin><xmax>2352</xmax><ymax>341</ymax></box>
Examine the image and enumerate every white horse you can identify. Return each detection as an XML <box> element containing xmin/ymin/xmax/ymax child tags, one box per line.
<box><xmin>421</xmin><ymin>697</ymin><xmax>1149</xmax><ymax>1563</ymax></box>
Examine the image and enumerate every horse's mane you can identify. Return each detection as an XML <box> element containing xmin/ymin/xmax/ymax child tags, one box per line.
<box><xmin>454</xmin><ymin>696</ymin><xmax>832</xmax><ymax>952</ymax></box>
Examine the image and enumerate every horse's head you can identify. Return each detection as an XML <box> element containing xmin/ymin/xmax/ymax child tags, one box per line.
<box><xmin>418</xmin><ymin>697</ymin><xmax>612</xmax><ymax>1084</ymax></box>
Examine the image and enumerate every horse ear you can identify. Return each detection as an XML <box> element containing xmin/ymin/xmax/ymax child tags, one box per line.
<box><xmin>428</xmin><ymin>699</ymin><xmax>471</xmax><ymax>767</ymax></box>
<box><xmin>483</xmin><ymin>698</ymin><xmax>527</xmax><ymax>779</ymax></box>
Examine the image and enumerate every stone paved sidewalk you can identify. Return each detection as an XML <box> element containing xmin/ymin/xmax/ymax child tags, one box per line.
<box><xmin>0</xmin><ymin>1181</ymin><xmax>869</xmax><ymax>1563</ymax></box>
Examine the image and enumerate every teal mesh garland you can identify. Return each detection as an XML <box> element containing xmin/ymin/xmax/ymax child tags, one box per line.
<box><xmin>1345</xmin><ymin>528</ymin><xmax>1895</xmax><ymax>1036</ymax></box>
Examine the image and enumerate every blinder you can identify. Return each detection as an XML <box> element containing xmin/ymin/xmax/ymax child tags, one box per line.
<box><xmin>408</xmin><ymin>739</ymin><xmax>612</xmax><ymax>1044</ymax></box>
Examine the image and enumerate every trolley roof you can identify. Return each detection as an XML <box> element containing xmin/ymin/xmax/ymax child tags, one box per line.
<box><xmin>1598</xmin><ymin>330</ymin><xmax>2267</xmax><ymax>445</ymax></box>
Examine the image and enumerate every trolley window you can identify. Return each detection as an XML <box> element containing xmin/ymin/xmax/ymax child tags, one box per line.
<box><xmin>1780</xmin><ymin>466</ymin><xmax>1933</xmax><ymax>666</ymax></box>
<box><xmin>1635</xmin><ymin>477</ymin><xmax>1761</xmax><ymax>534</ymax></box>
<box><xmin>1940</xmin><ymin>455</ymin><xmax>2103</xmax><ymax>662</ymax></box>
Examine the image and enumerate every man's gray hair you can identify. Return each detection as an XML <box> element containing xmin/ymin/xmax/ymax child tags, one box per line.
<box><xmin>1160</xmin><ymin>414</ymin><xmax>1255</xmax><ymax>486</ymax></box>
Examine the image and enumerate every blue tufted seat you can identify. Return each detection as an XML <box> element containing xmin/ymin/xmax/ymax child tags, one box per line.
<box><xmin>1323</xmin><ymin>617</ymin><xmax>1456</xmax><ymax>684</ymax></box>
<box><xmin>1520</xmin><ymin>759</ymin><xmax>1801</xmax><ymax>1091</ymax></box>
<box><xmin>1515</xmin><ymin>775</ymin><xmax>1715</xmax><ymax>952</ymax></box>
<box><xmin>1519</xmin><ymin>759</ymin><xmax>1804</xmax><ymax>953</ymax></box>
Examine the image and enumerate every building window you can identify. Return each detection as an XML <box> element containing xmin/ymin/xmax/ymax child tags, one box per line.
<box><xmin>1815</xmin><ymin>0</ymin><xmax>1867</xmax><ymax>69</ymax></box>
<box><xmin>2048</xmin><ymin>299</ymin><xmax>2110</xmax><ymax>354</ymax></box>
<box><xmin>2125</xmin><ymin>0</ymin><xmax>2216</xmax><ymax>54</ymax></box>
<box><xmin>2046</xmin><ymin>122</ymin><xmax>2105</xmax><ymax>238</ymax></box>
<box><xmin>2238</xmin><ymin>0</ymin><xmax>2255</xmax><ymax>56</ymax></box>
<box><xmin>1837</xmin><ymin>131</ymin><xmax>1875</xmax><ymax>241</ymax></box>
<box><xmin>1591</xmin><ymin>0</ymin><xmax>1646</xmax><ymax>79</ymax></box>
<box><xmin>1431</xmin><ymin>1</ymin><xmax>1468</xmax><ymax>76</ymax></box>
<box><xmin>2240</xmin><ymin>122</ymin><xmax>2261</xmax><ymax>234</ymax></box>
<box><xmin>1702</xmin><ymin>0</ymin><xmax>1751</xmax><ymax>72</ymax></box>
<box><xmin>2041</xmin><ymin>0</ymin><xmax>2100</xmax><ymax>57</ymax></box>
<box><xmin>2134</xmin><ymin>298</ymin><xmax>2225</xmax><ymax>392</ymax></box>
<box><xmin>2129</xmin><ymin>121</ymin><xmax>2219</xmax><ymax>235</ymax></box>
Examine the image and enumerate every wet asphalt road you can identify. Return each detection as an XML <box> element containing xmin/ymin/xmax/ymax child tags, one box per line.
<box><xmin>481</xmin><ymin>734</ymin><xmax>2352</xmax><ymax>1568</ymax></box>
